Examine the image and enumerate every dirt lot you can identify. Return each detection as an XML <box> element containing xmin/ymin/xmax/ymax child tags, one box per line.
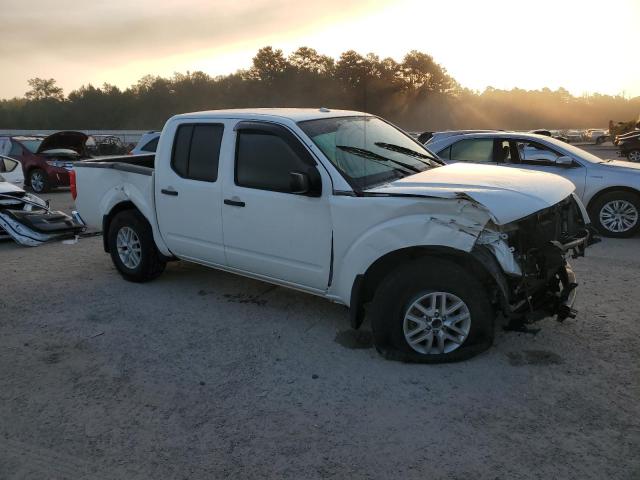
<box><xmin>1</xmin><ymin>147</ymin><xmax>639</xmax><ymax>479</ymax></box>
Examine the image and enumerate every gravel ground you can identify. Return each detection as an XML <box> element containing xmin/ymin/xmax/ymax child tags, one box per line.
<box><xmin>1</xmin><ymin>149</ymin><xmax>639</xmax><ymax>479</ymax></box>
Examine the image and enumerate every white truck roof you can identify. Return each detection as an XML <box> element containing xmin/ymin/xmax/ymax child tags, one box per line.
<box><xmin>171</xmin><ymin>108</ymin><xmax>371</xmax><ymax>123</ymax></box>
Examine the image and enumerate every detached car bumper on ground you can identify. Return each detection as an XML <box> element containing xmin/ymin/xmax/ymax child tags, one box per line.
<box><xmin>0</xmin><ymin>180</ymin><xmax>85</xmax><ymax>246</ymax></box>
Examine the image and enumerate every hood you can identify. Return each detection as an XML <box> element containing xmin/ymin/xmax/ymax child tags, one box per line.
<box><xmin>37</xmin><ymin>131</ymin><xmax>88</xmax><ymax>156</ymax></box>
<box><xmin>600</xmin><ymin>160</ymin><xmax>640</xmax><ymax>171</ymax></box>
<box><xmin>366</xmin><ymin>163</ymin><xmax>575</xmax><ymax>225</ymax></box>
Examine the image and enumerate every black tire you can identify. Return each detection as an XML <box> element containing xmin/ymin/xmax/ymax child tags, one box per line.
<box><xmin>369</xmin><ymin>257</ymin><xmax>494</xmax><ymax>363</ymax></box>
<box><xmin>28</xmin><ymin>168</ymin><xmax>49</xmax><ymax>193</ymax></box>
<box><xmin>589</xmin><ymin>191</ymin><xmax>640</xmax><ymax>238</ymax></box>
<box><xmin>595</xmin><ymin>136</ymin><xmax>604</xmax><ymax>145</ymax></box>
<box><xmin>108</xmin><ymin>209</ymin><xmax>166</xmax><ymax>282</ymax></box>
<box><xmin>627</xmin><ymin>150</ymin><xmax>640</xmax><ymax>163</ymax></box>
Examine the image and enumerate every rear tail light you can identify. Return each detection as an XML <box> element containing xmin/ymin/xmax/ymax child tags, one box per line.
<box><xmin>70</xmin><ymin>169</ymin><xmax>77</xmax><ymax>200</ymax></box>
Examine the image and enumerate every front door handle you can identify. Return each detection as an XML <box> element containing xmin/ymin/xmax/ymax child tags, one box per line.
<box><xmin>224</xmin><ymin>199</ymin><xmax>245</xmax><ymax>207</ymax></box>
<box><xmin>161</xmin><ymin>188</ymin><xmax>178</xmax><ymax>196</ymax></box>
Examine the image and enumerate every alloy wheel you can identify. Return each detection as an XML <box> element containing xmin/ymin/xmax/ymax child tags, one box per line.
<box><xmin>599</xmin><ymin>199</ymin><xmax>639</xmax><ymax>233</ymax></box>
<box><xmin>403</xmin><ymin>291</ymin><xmax>471</xmax><ymax>355</ymax></box>
<box><xmin>116</xmin><ymin>226</ymin><xmax>142</xmax><ymax>269</ymax></box>
<box><xmin>30</xmin><ymin>171</ymin><xmax>44</xmax><ymax>192</ymax></box>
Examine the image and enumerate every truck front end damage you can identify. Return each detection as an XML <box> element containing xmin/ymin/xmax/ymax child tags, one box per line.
<box><xmin>475</xmin><ymin>194</ymin><xmax>592</xmax><ymax>323</ymax></box>
<box><xmin>0</xmin><ymin>191</ymin><xmax>85</xmax><ymax>246</ymax></box>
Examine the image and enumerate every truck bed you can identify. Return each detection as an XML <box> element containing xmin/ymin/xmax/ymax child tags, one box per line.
<box><xmin>74</xmin><ymin>154</ymin><xmax>157</xmax><ymax>232</ymax></box>
<box><xmin>79</xmin><ymin>153</ymin><xmax>155</xmax><ymax>174</ymax></box>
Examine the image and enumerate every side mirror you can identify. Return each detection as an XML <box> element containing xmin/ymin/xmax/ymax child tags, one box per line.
<box><xmin>555</xmin><ymin>156</ymin><xmax>573</xmax><ymax>167</ymax></box>
<box><xmin>289</xmin><ymin>171</ymin><xmax>310</xmax><ymax>194</ymax></box>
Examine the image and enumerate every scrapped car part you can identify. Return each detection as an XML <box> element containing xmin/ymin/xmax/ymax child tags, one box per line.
<box><xmin>0</xmin><ymin>186</ymin><xmax>85</xmax><ymax>246</ymax></box>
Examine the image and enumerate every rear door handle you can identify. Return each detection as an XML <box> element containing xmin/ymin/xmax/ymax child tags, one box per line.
<box><xmin>224</xmin><ymin>199</ymin><xmax>245</xmax><ymax>207</ymax></box>
<box><xmin>161</xmin><ymin>188</ymin><xmax>178</xmax><ymax>196</ymax></box>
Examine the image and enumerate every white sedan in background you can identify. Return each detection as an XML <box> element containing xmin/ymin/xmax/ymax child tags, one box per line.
<box><xmin>0</xmin><ymin>155</ymin><xmax>24</xmax><ymax>187</ymax></box>
<box><xmin>426</xmin><ymin>132</ymin><xmax>640</xmax><ymax>237</ymax></box>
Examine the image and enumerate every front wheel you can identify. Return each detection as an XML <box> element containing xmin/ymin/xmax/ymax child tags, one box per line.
<box><xmin>28</xmin><ymin>168</ymin><xmax>49</xmax><ymax>193</ymax></box>
<box><xmin>590</xmin><ymin>191</ymin><xmax>640</xmax><ymax>238</ymax></box>
<box><xmin>369</xmin><ymin>258</ymin><xmax>494</xmax><ymax>363</ymax></box>
<box><xmin>108</xmin><ymin>209</ymin><xmax>166</xmax><ymax>282</ymax></box>
<box><xmin>627</xmin><ymin>150</ymin><xmax>640</xmax><ymax>162</ymax></box>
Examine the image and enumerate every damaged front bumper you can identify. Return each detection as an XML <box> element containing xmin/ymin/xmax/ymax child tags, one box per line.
<box><xmin>514</xmin><ymin>261</ymin><xmax>579</xmax><ymax>323</ymax></box>
<box><xmin>477</xmin><ymin>194</ymin><xmax>593</xmax><ymax>324</ymax></box>
<box><xmin>0</xmin><ymin>192</ymin><xmax>85</xmax><ymax>246</ymax></box>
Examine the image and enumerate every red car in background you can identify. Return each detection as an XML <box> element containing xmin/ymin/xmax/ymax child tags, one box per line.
<box><xmin>0</xmin><ymin>131</ymin><xmax>90</xmax><ymax>193</ymax></box>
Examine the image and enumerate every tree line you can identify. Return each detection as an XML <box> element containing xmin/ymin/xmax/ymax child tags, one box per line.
<box><xmin>1</xmin><ymin>46</ymin><xmax>638</xmax><ymax>131</ymax></box>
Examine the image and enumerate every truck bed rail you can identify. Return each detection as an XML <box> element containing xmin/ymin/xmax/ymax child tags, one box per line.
<box><xmin>74</xmin><ymin>154</ymin><xmax>155</xmax><ymax>176</ymax></box>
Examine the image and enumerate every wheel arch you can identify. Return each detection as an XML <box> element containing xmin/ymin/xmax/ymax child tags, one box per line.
<box><xmin>102</xmin><ymin>201</ymin><xmax>138</xmax><ymax>253</ymax></box>
<box><xmin>586</xmin><ymin>186</ymin><xmax>640</xmax><ymax>213</ymax></box>
<box><xmin>349</xmin><ymin>245</ymin><xmax>507</xmax><ymax>329</ymax></box>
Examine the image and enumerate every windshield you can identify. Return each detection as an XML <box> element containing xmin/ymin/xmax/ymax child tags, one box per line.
<box><xmin>21</xmin><ymin>139</ymin><xmax>43</xmax><ymax>153</ymax></box>
<box><xmin>298</xmin><ymin>116</ymin><xmax>440</xmax><ymax>190</ymax></box>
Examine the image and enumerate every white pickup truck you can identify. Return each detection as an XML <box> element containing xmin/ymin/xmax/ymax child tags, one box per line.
<box><xmin>73</xmin><ymin>109</ymin><xmax>592</xmax><ymax>362</ymax></box>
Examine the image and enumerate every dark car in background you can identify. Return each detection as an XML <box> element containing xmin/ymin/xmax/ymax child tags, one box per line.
<box><xmin>616</xmin><ymin>130</ymin><xmax>640</xmax><ymax>162</ymax></box>
<box><xmin>87</xmin><ymin>135</ymin><xmax>129</xmax><ymax>156</ymax></box>
<box><xmin>128</xmin><ymin>131</ymin><xmax>160</xmax><ymax>155</ymax></box>
<box><xmin>0</xmin><ymin>131</ymin><xmax>90</xmax><ymax>193</ymax></box>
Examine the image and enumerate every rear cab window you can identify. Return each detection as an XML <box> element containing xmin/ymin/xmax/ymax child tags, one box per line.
<box><xmin>171</xmin><ymin>124</ymin><xmax>224</xmax><ymax>182</ymax></box>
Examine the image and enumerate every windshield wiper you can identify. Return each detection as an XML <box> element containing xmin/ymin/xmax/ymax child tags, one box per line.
<box><xmin>336</xmin><ymin>145</ymin><xmax>423</xmax><ymax>173</ymax></box>
<box><xmin>374</xmin><ymin>142</ymin><xmax>433</xmax><ymax>162</ymax></box>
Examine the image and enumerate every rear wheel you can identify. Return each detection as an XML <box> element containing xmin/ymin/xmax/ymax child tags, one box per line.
<box><xmin>590</xmin><ymin>191</ymin><xmax>640</xmax><ymax>238</ymax></box>
<box><xmin>369</xmin><ymin>258</ymin><xmax>494</xmax><ymax>363</ymax></box>
<box><xmin>108</xmin><ymin>210</ymin><xmax>166</xmax><ymax>282</ymax></box>
<box><xmin>28</xmin><ymin>169</ymin><xmax>49</xmax><ymax>193</ymax></box>
<box><xmin>627</xmin><ymin>150</ymin><xmax>640</xmax><ymax>162</ymax></box>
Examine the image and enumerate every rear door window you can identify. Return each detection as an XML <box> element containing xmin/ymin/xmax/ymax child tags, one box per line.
<box><xmin>171</xmin><ymin>124</ymin><xmax>223</xmax><ymax>182</ymax></box>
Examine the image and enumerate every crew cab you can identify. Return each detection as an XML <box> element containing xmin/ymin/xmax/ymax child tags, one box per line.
<box><xmin>73</xmin><ymin>109</ymin><xmax>591</xmax><ymax>363</ymax></box>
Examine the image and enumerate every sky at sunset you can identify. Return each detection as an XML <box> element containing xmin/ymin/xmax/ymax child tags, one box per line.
<box><xmin>2</xmin><ymin>0</ymin><xmax>639</xmax><ymax>99</ymax></box>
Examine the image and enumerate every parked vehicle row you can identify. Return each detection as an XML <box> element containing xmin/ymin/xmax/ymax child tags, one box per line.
<box><xmin>425</xmin><ymin>131</ymin><xmax>640</xmax><ymax>237</ymax></box>
<box><xmin>73</xmin><ymin>109</ymin><xmax>592</xmax><ymax>363</ymax></box>
<box><xmin>0</xmin><ymin>131</ymin><xmax>91</xmax><ymax>193</ymax></box>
